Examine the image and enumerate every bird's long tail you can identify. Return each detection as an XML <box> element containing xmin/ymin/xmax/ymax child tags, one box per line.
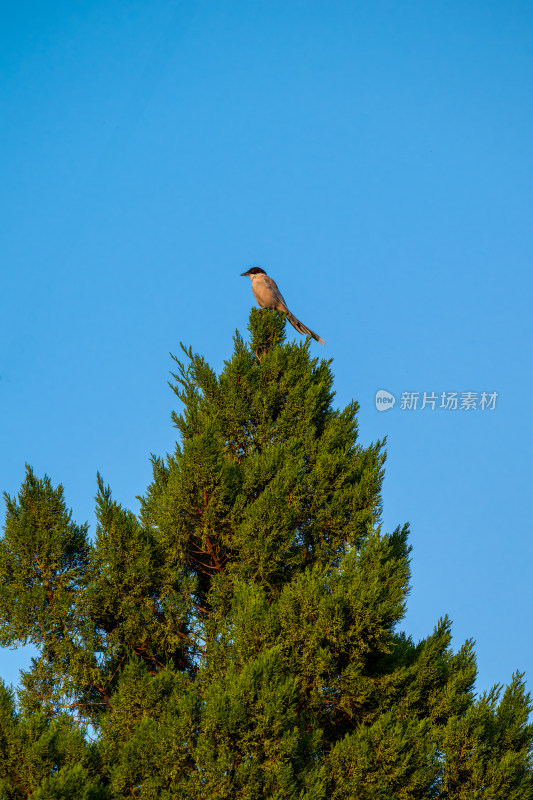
<box><xmin>286</xmin><ymin>311</ymin><xmax>325</xmax><ymax>346</ymax></box>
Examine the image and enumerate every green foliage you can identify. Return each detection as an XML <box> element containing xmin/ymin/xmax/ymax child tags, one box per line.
<box><xmin>0</xmin><ymin>679</ymin><xmax>104</xmax><ymax>799</ymax></box>
<box><xmin>0</xmin><ymin>468</ymin><xmax>89</xmax><ymax>649</ymax></box>
<box><xmin>0</xmin><ymin>309</ymin><xmax>531</xmax><ymax>797</ymax></box>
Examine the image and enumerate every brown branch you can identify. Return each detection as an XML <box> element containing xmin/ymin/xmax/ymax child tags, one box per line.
<box><xmin>106</xmin><ymin>651</ymin><xmax>127</xmax><ymax>687</ymax></box>
<box><xmin>205</xmin><ymin>533</ymin><xmax>223</xmax><ymax>572</ymax></box>
<box><xmin>94</xmin><ymin>684</ymin><xmax>112</xmax><ymax>708</ymax></box>
<box><xmin>191</xmin><ymin>600</ymin><xmax>210</xmax><ymax>615</ymax></box>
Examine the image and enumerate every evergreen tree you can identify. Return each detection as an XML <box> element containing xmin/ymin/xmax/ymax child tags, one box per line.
<box><xmin>0</xmin><ymin>309</ymin><xmax>531</xmax><ymax>798</ymax></box>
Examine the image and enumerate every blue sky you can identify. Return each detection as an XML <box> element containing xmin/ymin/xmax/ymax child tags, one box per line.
<box><xmin>1</xmin><ymin>0</ymin><xmax>532</xmax><ymax>698</ymax></box>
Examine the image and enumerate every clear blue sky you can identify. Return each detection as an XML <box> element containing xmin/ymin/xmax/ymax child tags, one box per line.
<box><xmin>1</xmin><ymin>0</ymin><xmax>532</xmax><ymax>698</ymax></box>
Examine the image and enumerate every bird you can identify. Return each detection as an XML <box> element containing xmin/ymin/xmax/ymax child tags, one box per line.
<box><xmin>241</xmin><ymin>267</ymin><xmax>325</xmax><ymax>345</ymax></box>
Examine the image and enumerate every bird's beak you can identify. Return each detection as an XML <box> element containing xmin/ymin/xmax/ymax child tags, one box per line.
<box><xmin>240</xmin><ymin>271</ymin><xmax>249</xmax><ymax>276</ymax></box>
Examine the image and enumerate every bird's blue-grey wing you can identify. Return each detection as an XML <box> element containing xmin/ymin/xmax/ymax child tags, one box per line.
<box><xmin>265</xmin><ymin>276</ymin><xmax>289</xmax><ymax>311</ymax></box>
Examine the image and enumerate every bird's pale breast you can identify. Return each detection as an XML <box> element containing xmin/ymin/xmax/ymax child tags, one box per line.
<box><xmin>252</xmin><ymin>276</ymin><xmax>288</xmax><ymax>312</ymax></box>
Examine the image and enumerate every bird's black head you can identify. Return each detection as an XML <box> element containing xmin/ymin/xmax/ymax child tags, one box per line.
<box><xmin>240</xmin><ymin>267</ymin><xmax>266</xmax><ymax>276</ymax></box>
